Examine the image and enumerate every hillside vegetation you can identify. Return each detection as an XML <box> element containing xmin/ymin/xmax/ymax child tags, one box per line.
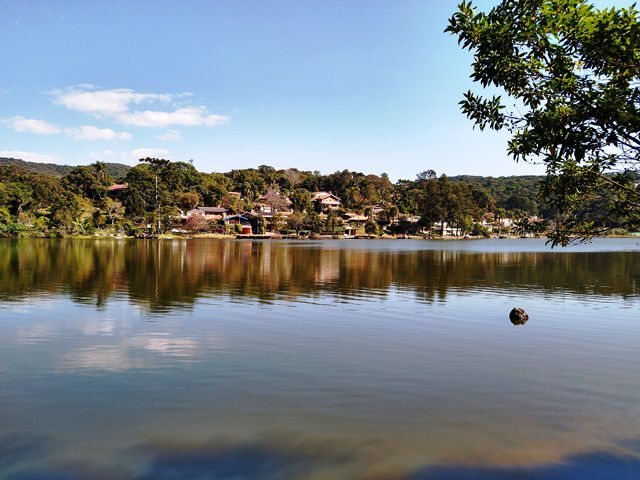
<box><xmin>0</xmin><ymin>157</ymin><xmax>130</xmax><ymax>179</ymax></box>
<box><xmin>0</xmin><ymin>156</ymin><xmax>567</xmax><ymax>238</ymax></box>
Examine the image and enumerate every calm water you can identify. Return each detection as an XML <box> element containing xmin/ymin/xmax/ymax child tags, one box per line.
<box><xmin>0</xmin><ymin>238</ymin><xmax>639</xmax><ymax>479</ymax></box>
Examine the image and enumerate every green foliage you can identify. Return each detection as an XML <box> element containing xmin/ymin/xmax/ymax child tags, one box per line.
<box><xmin>447</xmin><ymin>0</ymin><xmax>640</xmax><ymax>244</ymax></box>
<box><xmin>365</xmin><ymin>220</ymin><xmax>379</xmax><ymax>235</ymax></box>
<box><xmin>286</xmin><ymin>212</ymin><xmax>306</xmax><ymax>232</ymax></box>
<box><xmin>255</xmin><ymin>213</ymin><xmax>267</xmax><ymax>234</ymax></box>
<box><xmin>48</xmin><ymin>191</ymin><xmax>82</xmax><ymax>233</ymax></box>
<box><xmin>123</xmin><ymin>164</ymin><xmax>155</xmax><ymax>220</ymax></box>
<box><xmin>0</xmin><ymin>157</ymin><xmax>129</xmax><ymax>178</ymax></box>
<box><xmin>514</xmin><ymin>217</ymin><xmax>550</xmax><ymax>237</ymax></box>
<box><xmin>289</xmin><ymin>188</ymin><xmax>312</xmax><ymax>212</ymax></box>
<box><xmin>304</xmin><ymin>212</ymin><xmax>324</xmax><ymax>233</ymax></box>
<box><xmin>199</xmin><ymin>173</ymin><xmax>231</xmax><ymax>206</ymax></box>
<box><xmin>226</xmin><ymin>168</ymin><xmax>267</xmax><ymax>200</ymax></box>
<box><xmin>325</xmin><ymin>210</ymin><xmax>341</xmax><ymax>234</ymax></box>
<box><xmin>64</xmin><ymin>164</ymin><xmax>112</xmax><ymax>201</ymax></box>
<box><xmin>3</xmin><ymin>150</ymin><xmax>624</xmax><ymax>241</ymax></box>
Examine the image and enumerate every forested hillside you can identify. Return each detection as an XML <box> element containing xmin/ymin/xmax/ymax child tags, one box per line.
<box><xmin>0</xmin><ymin>156</ymin><xmax>555</xmax><ymax>237</ymax></box>
<box><xmin>0</xmin><ymin>157</ymin><xmax>130</xmax><ymax>179</ymax></box>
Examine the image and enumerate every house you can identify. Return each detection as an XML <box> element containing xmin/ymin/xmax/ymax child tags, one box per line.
<box><xmin>433</xmin><ymin>221</ymin><xmax>462</xmax><ymax>236</ymax></box>
<box><xmin>480</xmin><ymin>217</ymin><xmax>495</xmax><ymax>231</ymax></box>
<box><xmin>186</xmin><ymin>206</ymin><xmax>228</xmax><ymax>221</ymax></box>
<box><xmin>342</xmin><ymin>214</ymin><xmax>368</xmax><ymax>236</ymax></box>
<box><xmin>106</xmin><ymin>183</ymin><xmax>128</xmax><ymax>200</ymax></box>
<box><xmin>254</xmin><ymin>194</ymin><xmax>292</xmax><ymax>214</ymax></box>
<box><xmin>365</xmin><ymin>205</ymin><xmax>385</xmax><ymax>215</ymax></box>
<box><xmin>311</xmin><ymin>191</ymin><xmax>341</xmax><ymax>210</ymax></box>
<box><xmin>223</xmin><ymin>214</ymin><xmax>252</xmax><ymax>234</ymax></box>
<box><xmin>341</xmin><ymin>212</ymin><xmax>367</xmax><ymax>222</ymax></box>
<box><xmin>399</xmin><ymin>214</ymin><xmax>421</xmax><ymax>224</ymax></box>
<box><xmin>498</xmin><ymin>218</ymin><xmax>514</xmax><ymax>228</ymax></box>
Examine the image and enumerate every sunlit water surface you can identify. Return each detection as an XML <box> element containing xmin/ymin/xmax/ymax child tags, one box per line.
<box><xmin>0</xmin><ymin>238</ymin><xmax>639</xmax><ymax>479</ymax></box>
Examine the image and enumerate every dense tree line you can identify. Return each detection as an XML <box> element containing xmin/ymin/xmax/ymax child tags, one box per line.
<box><xmin>0</xmin><ymin>157</ymin><xmax>596</xmax><ymax>237</ymax></box>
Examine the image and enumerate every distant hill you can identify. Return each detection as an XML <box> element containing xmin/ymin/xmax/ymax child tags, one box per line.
<box><xmin>0</xmin><ymin>157</ymin><xmax>130</xmax><ymax>179</ymax></box>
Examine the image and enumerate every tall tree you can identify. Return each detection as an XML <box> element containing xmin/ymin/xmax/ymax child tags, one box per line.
<box><xmin>139</xmin><ymin>157</ymin><xmax>171</xmax><ymax>232</ymax></box>
<box><xmin>447</xmin><ymin>0</ymin><xmax>640</xmax><ymax>244</ymax></box>
<box><xmin>290</xmin><ymin>188</ymin><xmax>312</xmax><ymax>213</ymax></box>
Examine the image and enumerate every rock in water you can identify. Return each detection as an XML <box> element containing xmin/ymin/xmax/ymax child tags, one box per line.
<box><xmin>509</xmin><ymin>307</ymin><xmax>529</xmax><ymax>325</ymax></box>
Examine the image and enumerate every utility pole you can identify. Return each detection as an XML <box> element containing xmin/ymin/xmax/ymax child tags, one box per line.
<box><xmin>140</xmin><ymin>157</ymin><xmax>170</xmax><ymax>236</ymax></box>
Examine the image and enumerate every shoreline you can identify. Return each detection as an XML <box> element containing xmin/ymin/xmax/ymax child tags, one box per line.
<box><xmin>2</xmin><ymin>233</ymin><xmax>639</xmax><ymax>241</ymax></box>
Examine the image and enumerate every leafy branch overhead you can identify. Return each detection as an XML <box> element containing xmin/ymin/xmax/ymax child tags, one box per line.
<box><xmin>446</xmin><ymin>0</ymin><xmax>640</xmax><ymax>244</ymax></box>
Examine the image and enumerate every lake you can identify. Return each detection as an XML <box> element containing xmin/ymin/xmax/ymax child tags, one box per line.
<box><xmin>0</xmin><ymin>238</ymin><xmax>639</xmax><ymax>479</ymax></box>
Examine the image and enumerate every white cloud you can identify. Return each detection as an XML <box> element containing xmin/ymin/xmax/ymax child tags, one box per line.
<box><xmin>53</xmin><ymin>87</ymin><xmax>172</xmax><ymax>116</ymax></box>
<box><xmin>4</xmin><ymin>114</ymin><xmax>131</xmax><ymax>142</ymax></box>
<box><xmin>0</xmin><ymin>150</ymin><xmax>58</xmax><ymax>163</ymax></box>
<box><xmin>65</xmin><ymin>125</ymin><xmax>132</xmax><ymax>141</ymax></box>
<box><xmin>119</xmin><ymin>107</ymin><xmax>229</xmax><ymax>128</ymax></box>
<box><xmin>155</xmin><ymin>130</ymin><xmax>182</xmax><ymax>141</ymax></box>
<box><xmin>52</xmin><ymin>86</ymin><xmax>229</xmax><ymax>129</ymax></box>
<box><xmin>4</xmin><ymin>116</ymin><xmax>60</xmax><ymax>135</ymax></box>
<box><xmin>131</xmin><ymin>147</ymin><xmax>170</xmax><ymax>160</ymax></box>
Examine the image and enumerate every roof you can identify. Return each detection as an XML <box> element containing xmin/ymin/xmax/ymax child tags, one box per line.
<box><xmin>248</xmin><ymin>210</ymin><xmax>293</xmax><ymax>218</ymax></box>
<box><xmin>256</xmin><ymin>195</ymin><xmax>291</xmax><ymax>204</ymax></box>
<box><xmin>107</xmin><ymin>183</ymin><xmax>128</xmax><ymax>191</ymax></box>
<box><xmin>311</xmin><ymin>191</ymin><xmax>341</xmax><ymax>202</ymax></box>
<box><xmin>195</xmin><ymin>206</ymin><xmax>227</xmax><ymax>214</ymax></box>
<box><xmin>345</xmin><ymin>215</ymin><xmax>368</xmax><ymax>222</ymax></box>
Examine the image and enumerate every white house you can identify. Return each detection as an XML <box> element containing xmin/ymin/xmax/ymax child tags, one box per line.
<box><xmin>433</xmin><ymin>221</ymin><xmax>462</xmax><ymax>237</ymax></box>
<box><xmin>311</xmin><ymin>191</ymin><xmax>341</xmax><ymax>210</ymax></box>
<box><xmin>185</xmin><ymin>206</ymin><xmax>228</xmax><ymax>221</ymax></box>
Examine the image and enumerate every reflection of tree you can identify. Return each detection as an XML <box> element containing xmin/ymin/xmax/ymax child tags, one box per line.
<box><xmin>0</xmin><ymin>240</ymin><xmax>638</xmax><ymax>311</ymax></box>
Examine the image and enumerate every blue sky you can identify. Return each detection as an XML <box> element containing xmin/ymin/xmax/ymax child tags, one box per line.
<box><xmin>0</xmin><ymin>0</ymin><xmax>625</xmax><ymax>180</ymax></box>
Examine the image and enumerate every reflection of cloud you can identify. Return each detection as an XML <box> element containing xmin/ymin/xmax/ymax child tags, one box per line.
<box><xmin>58</xmin><ymin>346</ymin><xmax>144</xmax><ymax>372</ymax></box>
<box><xmin>132</xmin><ymin>434</ymin><xmax>359</xmax><ymax>480</ymax></box>
<box><xmin>1</xmin><ymin>430</ymin><xmax>639</xmax><ymax>480</ymax></box>
<box><xmin>409</xmin><ymin>449</ymin><xmax>640</xmax><ymax>480</ymax></box>
<box><xmin>56</xmin><ymin>333</ymin><xmax>207</xmax><ymax>372</ymax></box>
<box><xmin>82</xmin><ymin>321</ymin><xmax>115</xmax><ymax>336</ymax></box>
<box><xmin>15</xmin><ymin>324</ymin><xmax>56</xmax><ymax>345</ymax></box>
<box><xmin>126</xmin><ymin>334</ymin><xmax>201</xmax><ymax>358</ymax></box>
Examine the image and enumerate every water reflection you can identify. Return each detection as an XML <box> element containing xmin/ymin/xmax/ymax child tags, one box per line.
<box><xmin>0</xmin><ymin>239</ymin><xmax>639</xmax><ymax>479</ymax></box>
<box><xmin>1</xmin><ymin>432</ymin><xmax>639</xmax><ymax>479</ymax></box>
<box><xmin>0</xmin><ymin>239</ymin><xmax>638</xmax><ymax>311</ymax></box>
